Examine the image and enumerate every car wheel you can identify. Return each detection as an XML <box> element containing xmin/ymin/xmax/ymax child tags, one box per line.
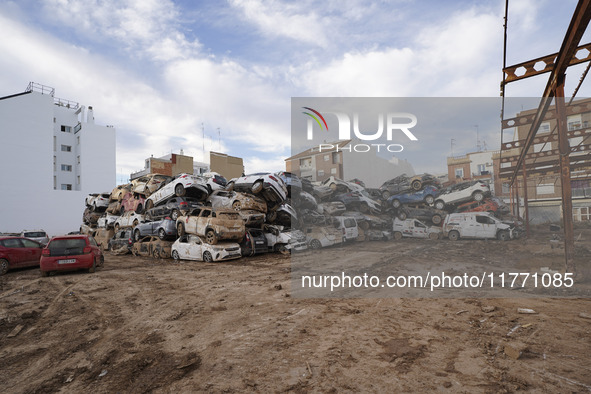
<box><xmin>393</xmin><ymin>231</ymin><xmax>403</xmax><ymax>240</ymax></box>
<box><xmin>397</xmin><ymin>211</ymin><xmax>407</xmax><ymax>220</ymax></box>
<box><xmin>172</xmin><ymin>250</ymin><xmax>180</xmax><ymax>261</ymax></box>
<box><xmin>158</xmin><ymin>228</ymin><xmax>166</xmax><ymax>240</ymax></box>
<box><xmin>88</xmin><ymin>260</ymin><xmax>96</xmax><ymax>273</ymax></box>
<box><xmin>411</xmin><ymin>180</ymin><xmax>422</xmax><ymax>191</ymax></box>
<box><xmin>473</xmin><ymin>191</ymin><xmax>484</xmax><ymax>201</ymax></box>
<box><xmin>435</xmin><ymin>200</ymin><xmax>445</xmax><ymax>210</ymax></box>
<box><xmin>136</xmin><ymin>204</ymin><xmax>143</xmax><ymax>214</ymax></box>
<box><xmin>232</xmin><ymin>201</ymin><xmax>241</xmax><ymax>211</ymax></box>
<box><xmin>382</xmin><ymin>190</ymin><xmax>391</xmax><ymax>200</ymax></box>
<box><xmin>251</xmin><ymin>180</ymin><xmax>264</xmax><ymax>194</ymax></box>
<box><xmin>278</xmin><ymin>244</ymin><xmax>290</xmax><ymax>255</ymax></box>
<box><xmin>99</xmin><ymin>255</ymin><xmax>105</xmax><ymax>267</ymax></box>
<box><xmin>132</xmin><ymin>219</ymin><xmax>139</xmax><ymax>228</ymax></box>
<box><xmin>203</xmin><ymin>251</ymin><xmax>213</xmax><ymax>262</ymax></box>
<box><xmin>392</xmin><ymin>199</ymin><xmax>401</xmax><ymax>208</ymax></box>
<box><xmin>432</xmin><ymin>214</ymin><xmax>442</xmax><ymax>225</ymax></box>
<box><xmin>226</xmin><ymin>181</ymin><xmax>234</xmax><ymax>191</ymax></box>
<box><xmin>359</xmin><ymin>203</ymin><xmax>369</xmax><ymax>213</ymax></box>
<box><xmin>0</xmin><ymin>259</ymin><xmax>9</xmax><ymax>275</ymax></box>
<box><xmin>145</xmin><ymin>199</ymin><xmax>154</xmax><ymax>210</ymax></box>
<box><xmin>134</xmin><ymin>229</ymin><xmax>141</xmax><ymax>242</ymax></box>
<box><xmin>310</xmin><ymin>239</ymin><xmax>322</xmax><ymax>250</ymax></box>
<box><xmin>497</xmin><ymin>230</ymin><xmax>509</xmax><ymax>241</ymax></box>
<box><xmin>114</xmin><ymin>223</ymin><xmax>120</xmax><ymax>232</ymax></box>
<box><xmin>205</xmin><ymin>229</ymin><xmax>218</xmax><ymax>245</ymax></box>
<box><xmin>175</xmin><ymin>183</ymin><xmax>186</xmax><ymax>197</ymax></box>
<box><xmin>424</xmin><ymin>195</ymin><xmax>434</xmax><ymax>205</ymax></box>
<box><xmin>41</xmin><ymin>270</ymin><xmax>49</xmax><ymax>277</ymax></box>
<box><xmin>429</xmin><ymin>232</ymin><xmax>439</xmax><ymax>240</ymax></box>
<box><xmin>177</xmin><ymin>222</ymin><xmax>185</xmax><ymax>237</ymax></box>
<box><xmin>448</xmin><ymin>230</ymin><xmax>460</xmax><ymax>241</ymax></box>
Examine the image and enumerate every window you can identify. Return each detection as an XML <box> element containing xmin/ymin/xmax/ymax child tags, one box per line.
<box><xmin>477</xmin><ymin>164</ymin><xmax>486</xmax><ymax>175</ymax></box>
<box><xmin>53</xmin><ymin>156</ymin><xmax>56</xmax><ymax>171</ymax></box>
<box><xmin>300</xmin><ymin>158</ymin><xmax>312</xmax><ymax>168</ymax></box>
<box><xmin>331</xmin><ymin>167</ymin><xmax>337</xmax><ymax>174</ymax></box>
<box><xmin>324</xmin><ymin>154</ymin><xmax>329</xmax><ymax>161</ymax></box>
<box><xmin>332</xmin><ymin>152</ymin><xmax>340</xmax><ymax>164</ymax></box>
<box><xmin>537</xmin><ymin>122</ymin><xmax>550</xmax><ymax>134</ymax></box>
<box><xmin>568</xmin><ymin>114</ymin><xmax>582</xmax><ymax>131</ymax></box>
<box><xmin>61</xmin><ymin>144</ymin><xmax>72</xmax><ymax>152</ymax></box>
<box><xmin>61</xmin><ymin>125</ymin><xmax>72</xmax><ymax>133</ymax></box>
<box><xmin>61</xmin><ymin>184</ymin><xmax>72</xmax><ymax>190</ymax></box>
<box><xmin>317</xmin><ymin>170</ymin><xmax>324</xmax><ymax>177</ymax></box>
<box><xmin>53</xmin><ymin>176</ymin><xmax>57</xmax><ymax>190</ymax></box>
<box><xmin>536</xmin><ymin>184</ymin><xmax>555</xmax><ymax>195</ymax></box>
<box><xmin>77</xmin><ymin>155</ymin><xmax>80</xmax><ymax>164</ymax></box>
<box><xmin>77</xmin><ymin>136</ymin><xmax>80</xmax><ymax>145</ymax></box>
<box><xmin>53</xmin><ymin>136</ymin><xmax>56</xmax><ymax>151</ymax></box>
<box><xmin>455</xmin><ymin>168</ymin><xmax>464</xmax><ymax>178</ymax></box>
<box><xmin>77</xmin><ymin>176</ymin><xmax>80</xmax><ymax>185</ymax></box>
<box><xmin>476</xmin><ymin>215</ymin><xmax>494</xmax><ymax>224</ymax></box>
<box><xmin>61</xmin><ymin>164</ymin><xmax>72</xmax><ymax>172</ymax></box>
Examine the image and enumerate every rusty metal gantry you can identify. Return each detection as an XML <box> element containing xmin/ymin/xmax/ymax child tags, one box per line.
<box><xmin>500</xmin><ymin>0</ymin><xmax>591</xmax><ymax>273</ymax></box>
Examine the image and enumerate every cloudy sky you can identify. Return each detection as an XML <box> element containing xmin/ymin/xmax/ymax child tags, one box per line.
<box><xmin>1</xmin><ymin>0</ymin><xmax>590</xmax><ymax>180</ymax></box>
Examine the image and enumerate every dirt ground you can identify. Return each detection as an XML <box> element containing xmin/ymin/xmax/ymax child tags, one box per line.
<box><xmin>1</xmin><ymin>227</ymin><xmax>591</xmax><ymax>393</ymax></box>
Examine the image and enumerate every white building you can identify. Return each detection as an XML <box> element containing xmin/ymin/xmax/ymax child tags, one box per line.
<box><xmin>0</xmin><ymin>82</ymin><xmax>116</xmax><ymax>236</ymax></box>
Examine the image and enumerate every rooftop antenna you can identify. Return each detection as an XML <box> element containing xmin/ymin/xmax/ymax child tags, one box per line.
<box><xmin>474</xmin><ymin>124</ymin><xmax>481</xmax><ymax>152</ymax></box>
<box><xmin>451</xmin><ymin>138</ymin><xmax>456</xmax><ymax>157</ymax></box>
<box><xmin>217</xmin><ymin>127</ymin><xmax>221</xmax><ymax>152</ymax></box>
<box><xmin>201</xmin><ymin>123</ymin><xmax>205</xmax><ymax>162</ymax></box>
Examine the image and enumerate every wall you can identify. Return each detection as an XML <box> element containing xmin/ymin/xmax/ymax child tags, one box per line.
<box><xmin>210</xmin><ymin>151</ymin><xmax>244</xmax><ymax>180</ymax></box>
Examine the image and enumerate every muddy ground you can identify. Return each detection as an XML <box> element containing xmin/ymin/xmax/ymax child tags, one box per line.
<box><xmin>1</xmin><ymin>226</ymin><xmax>591</xmax><ymax>393</ymax></box>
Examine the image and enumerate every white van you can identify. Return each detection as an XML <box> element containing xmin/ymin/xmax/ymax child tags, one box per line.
<box><xmin>442</xmin><ymin>212</ymin><xmax>514</xmax><ymax>241</ymax></box>
<box><xmin>333</xmin><ymin>216</ymin><xmax>359</xmax><ymax>242</ymax></box>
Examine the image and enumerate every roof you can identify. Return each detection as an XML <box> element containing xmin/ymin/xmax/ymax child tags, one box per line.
<box><xmin>285</xmin><ymin>140</ymin><xmax>352</xmax><ymax>161</ymax></box>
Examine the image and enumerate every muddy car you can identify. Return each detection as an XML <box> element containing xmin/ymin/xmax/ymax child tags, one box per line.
<box><xmin>145</xmin><ymin>197</ymin><xmax>203</xmax><ymax>221</ymax></box>
<box><xmin>434</xmin><ymin>180</ymin><xmax>490</xmax><ymax>210</ymax></box>
<box><xmin>239</xmin><ymin>228</ymin><xmax>268</xmax><ymax>257</ymax></box>
<box><xmin>120</xmin><ymin>192</ymin><xmax>146</xmax><ymax>214</ymax></box>
<box><xmin>305</xmin><ymin>226</ymin><xmax>344</xmax><ymax>249</ymax></box>
<box><xmin>131</xmin><ymin>236</ymin><xmax>173</xmax><ymax>258</ymax></box>
<box><xmin>94</xmin><ymin>228</ymin><xmax>115</xmax><ymax>251</ymax></box>
<box><xmin>110</xmin><ymin>184</ymin><xmax>131</xmax><ymax>202</ymax></box>
<box><xmin>238</xmin><ymin>210</ymin><xmax>266</xmax><ymax>227</ymax></box>
<box><xmin>323</xmin><ymin>176</ymin><xmax>364</xmax><ymax>194</ymax></box>
<box><xmin>133</xmin><ymin>217</ymin><xmax>177</xmax><ymax>241</ymax></box>
<box><xmin>275</xmin><ymin>171</ymin><xmax>302</xmax><ymax>197</ymax></box>
<box><xmin>82</xmin><ymin>207</ymin><xmax>102</xmax><ymax>226</ymax></box>
<box><xmin>292</xmin><ymin>190</ymin><xmax>317</xmax><ymax>211</ymax></box>
<box><xmin>171</xmin><ymin>235</ymin><xmax>241</xmax><ymax>262</ymax></box>
<box><xmin>317</xmin><ymin>201</ymin><xmax>346</xmax><ymax>216</ymax></box>
<box><xmin>108</xmin><ymin>229</ymin><xmax>134</xmax><ymax>252</ymax></box>
<box><xmin>267</xmin><ymin>202</ymin><xmax>297</xmax><ymax>227</ymax></box>
<box><xmin>334</xmin><ymin>190</ymin><xmax>381</xmax><ymax>214</ymax></box>
<box><xmin>201</xmin><ymin>171</ymin><xmax>228</xmax><ymax>192</ymax></box>
<box><xmin>131</xmin><ymin>174</ymin><xmax>173</xmax><ymax>197</ymax></box>
<box><xmin>388</xmin><ymin>185</ymin><xmax>440</xmax><ymax>208</ymax></box>
<box><xmin>262</xmin><ymin>224</ymin><xmax>307</xmax><ymax>254</ymax></box>
<box><xmin>85</xmin><ymin>193</ymin><xmax>110</xmax><ymax>212</ymax></box>
<box><xmin>114</xmin><ymin>211</ymin><xmax>145</xmax><ymax>231</ymax></box>
<box><xmin>396</xmin><ymin>206</ymin><xmax>446</xmax><ymax>225</ymax></box>
<box><xmin>379</xmin><ymin>173</ymin><xmax>440</xmax><ymax>199</ymax></box>
<box><xmin>145</xmin><ymin>173</ymin><xmax>209</xmax><ymax>210</ymax></box>
<box><xmin>227</xmin><ymin>173</ymin><xmax>287</xmax><ymax>207</ymax></box>
<box><xmin>456</xmin><ymin>198</ymin><xmax>499</xmax><ymax>215</ymax></box>
<box><xmin>97</xmin><ymin>213</ymin><xmax>119</xmax><ymax>229</ymax></box>
<box><xmin>207</xmin><ymin>190</ymin><xmax>267</xmax><ymax>213</ymax></box>
<box><xmin>106</xmin><ymin>201</ymin><xmax>122</xmax><ymax>215</ymax></box>
<box><xmin>176</xmin><ymin>207</ymin><xmax>245</xmax><ymax>245</ymax></box>
<box><xmin>392</xmin><ymin>218</ymin><xmax>442</xmax><ymax>240</ymax></box>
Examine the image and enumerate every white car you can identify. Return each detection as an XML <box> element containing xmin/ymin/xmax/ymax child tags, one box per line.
<box><xmin>434</xmin><ymin>181</ymin><xmax>490</xmax><ymax>210</ymax></box>
<box><xmin>227</xmin><ymin>173</ymin><xmax>287</xmax><ymax>207</ymax></box>
<box><xmin>442</xmin><ymin>212</ymin><xmax>515</xmax><ymax>241</ymax></box>
<box><xmin>333</xmin><ymin>216</ymin><xmax>359</xmax><ymax>242</ymax></box>
<box><xmin>97</xmin><ymin>213</ymin><xmax>119</xmax><ymax>229</ymax></box>
<box><xmin>304</xmin><ymin>226</ymin><xmax>344</xmax><ymax>249</ymax></box>
<box><xmin>201</xmin><ymin>172</ymin><xmax>228</xmax><ymax>192</ymax></box>
<box><xmin>262</xmin><ymin>224</ymin><xmax>307</xmax><ymax>254</ymax></box>
<box><xmin>114</xmin><ymin>211</ymin><xmax>145</xmax><ymax>231</ymax></box>
<box><xmin>20</xmin><ymin>230</ymin><xmax>49</xmax><ymax>246</ymax></box>
<box><xmin>145</xmin><ymin>173</ymin><xmax>209</xmax><ymax>210</ymax></box>
<box><xmin>207</xmin><ymin>190</ymin><xmax>267</xmax><ymax>212</ymax></box>
<box><xmin>85</xmin><ymin>193</ymin><xmax>110</xmax><ymax>211</ymax></box>
<box><xmin>171</xmin><ymin>234</ymin><xmax>242</xmax><ymax>262</ymax></box>
<box><xmin>392</xmin><ymin>218</ymin><xmax>442</xmax><ymax>240</ymax></box>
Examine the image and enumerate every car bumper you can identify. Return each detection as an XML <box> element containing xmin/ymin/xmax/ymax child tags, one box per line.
<box><xmin>40</xmin><ymin>255</ymin><xmax>94</xmax><ymax>271</ymax></box>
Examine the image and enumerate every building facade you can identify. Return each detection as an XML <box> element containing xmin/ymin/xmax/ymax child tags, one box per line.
<box><xmin>0</xmin><ymin>83</ymin><xmax>116</xmax><ymax>235</ymax></box>
<box><xmin>130</xmin><ymin>152</ymin><xmax>194</xmax><ymax>180</ymax></box>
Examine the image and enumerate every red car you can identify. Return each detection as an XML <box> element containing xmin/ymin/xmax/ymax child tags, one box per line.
<box><xmin>120</xmin><ymin>192</ymin><xmax>146</xmax><ymax>214</ymax></box>
<box><xmin>456</xmin><ymin>198</ymin><xmax>499</xmax><ymax>214</ymax></box>
<box><xmin>0</xmin><ymin>236</ymin><xmax>43</xmax><ymax>275</ymax></box>
<box><xmin>40</xmin><ymin>235</ymin><xmax>104</xmax><ymax>276</ymax></box>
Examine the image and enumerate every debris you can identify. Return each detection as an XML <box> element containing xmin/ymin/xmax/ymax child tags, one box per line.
<box><xmin>579</xmin><ymin>313</ymin><xmax>591</xmax><ymax>320</ymax></box>
<box><xmin>517</xmin><ymin>308</ymin><xmax>537</xmax><ymax>314</ymax></box>
<box><xmin>456</xmin><ymin>310</ymin><xmax>468</xmax><ymax>315</ymax></box>
<box><xmin>7</xmin><ymin>324</ymin><xmax>24</xmax><ymax>338</ymax></box>
<box><xmin>521</xmin><ymin>323</ymin><xmax>533</xmax><ymax>328</ymax></box>
<box><xmin>306</xmin><ymin>361</ymin><xmax>312</xmax><ymax>376</ymax></box>
<box><xmin>98</xmin><ymin>370</ymin><xmax>108</xmax><ymax>378</ymax></box>
<box><xmin>274</xmin><ymin>284</ymin><xmax>282</xmax><ymax>291</ymax></box>
<box><xmin>65</xmin><ymin>376</ymin><xmax>74</xmax><ymax>383</ymax></box>
<box><xmin>481</xmin><ymin>306</ymin><xmax>496</xmax><ymax>313</ymax></box>
<box><xmin>504</xmin><ymin>342</ymin><xmax>528</xmax><ymax>360</ymax></box>
<box><xmin>507</xmin><ymin>324</ymin><xmax>520</xmax><ymax>336</ymax></box>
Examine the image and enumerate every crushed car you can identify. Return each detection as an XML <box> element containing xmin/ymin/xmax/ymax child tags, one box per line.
<box><xmin>120</xmin><ymin>191</ymin><xmax>146</xmax><ymax>214</ymax></box>
<box><xmin>108</xmin><ymin>229</ymin><xmax>134</xmax><ymax>252</ymax></box>
<box><xmin>145</xmin><ymin>173</ymin><xmax>209</xmax><ymax>210</ymax></box>
<box><xmin>176</xmin><ymin>207</ymin><xmax>245</xmax><ymax>244</ymax></box>
<box><xmin>262</xmin><ymin>224</ymin><xmax>307</xmax><ymax>254</ymax></box>
<box><xmin>387</xmin><ymin>185</ymin><xmax>440</xmax><ymax>208</ymax></box>
<box><xmin>133</xmin><ymin>217</ymin><xmax>177</xmax><ymax>241</ymax></box>
<box><xmin>227</xmin><ymin>173</ymin><xmax>287</xmax><ymax>208</ymax></box>
<box><xmin>395</xmin><ymin>206</ymin><xmax>446</xmax><ymax>225</ymax></box>
<box><xmin>114</xmin><ymin>211</ymin><xmax>145</xmax><ymax>231</ymax></box>
<box><xmin>434</xmin><ymin>180</ymin><xmax>490</xmax><ymax>210</ymax></box>
<box><xmin>131</xmin><ymin>236</ymin><xmax>173</xmax><ymax>258</ymax></box>
<box><xmin>171</xmin><ymin>234</ymin><xmax>241</xmax><ymax>262</ymax></box>
<box><xmin>239</xmin><ymin>228</ymin><xmax>268</xmax><ymax>257</ymax></box>
<box><xmin>145</xmin><ymin>196</ymin><xmax>203</xmax><ymax>221</ymax></box>
<box><xmin>207</xmin><ymin>190</ymin><xmax>267</xmax><ymax>213</ymax></box>
<box><xmin>392</xmin><ymin>218</ymin><xmax>442</xmax><ymax>240</ymax></box>
<box><xmin>304</xmin><ymin>225</ymin><xmax>344</xmax><ymax>249</ymax></box>
<box><xmin>131</xmin><ymin>173</ymin><xmax>172</xmax><ymax>197</ymax></box>
<box><xmin>85</xmin><ymin>192</ymin><xmax>110</xmax><ymax>212</ymax></box>
<box><xmin>334</xmin><ymin>190</ymin><xmax>382</xmax><ymax>214</ymax></box>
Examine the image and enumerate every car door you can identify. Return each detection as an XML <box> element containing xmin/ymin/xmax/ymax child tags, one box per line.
<box><xmin>188</xmin><ymin>236</ymin><xmax>204</xmax><ymax>261</ymax></box>
<box><xmin>474</xmin><ymin>215</ymin><xmax>497</xmax><ymax>238</ymax></box>
<box><xmin>412</xmin><ymin>220</ymin><xmax>428</xmax><ymax>238</ymax></box>
<box><xmin>3</xmin><ymin>238</ymin><xmax>26</xmax><ymax>266</ymax></box>
<box><xmin>20</xmin><ymin>238</ymin><xmax>42</xmax><ymax>266</ymax></box>
<box><xmin>175</xmin><ymin>235</ymin><xmax>191</xmax><ymax>259</ymax></box>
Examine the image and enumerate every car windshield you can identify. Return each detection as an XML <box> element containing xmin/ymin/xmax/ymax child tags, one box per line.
<box><xmin>48</xmin><ymin>238</ymin><xmax>87</xmax><ymax>256</ymax></box>
<box><xmin>24</xmin><ymin>232</ymin><xmax>46</xmax><ymax>238</ymax></box>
